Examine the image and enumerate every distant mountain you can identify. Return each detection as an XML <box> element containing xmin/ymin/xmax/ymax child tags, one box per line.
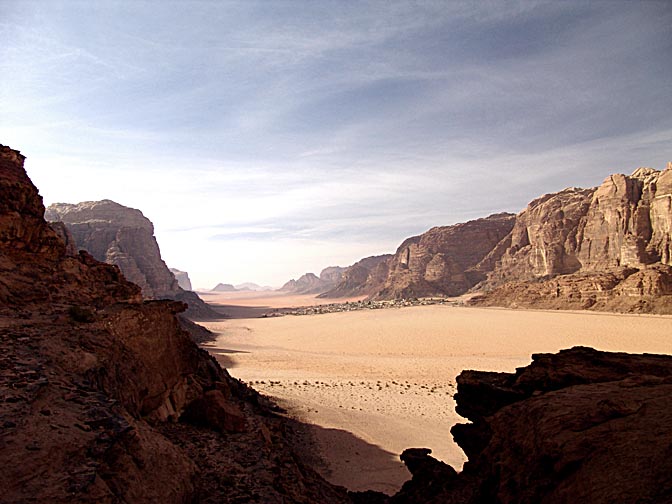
<box><xmin>234</xmin><ymin>282</ymin><xmax>273</xmax><ymax>291</ymax></box>
<box><xmin>278</xmin><ymin>266</ymin><xmax>346</xmax><ymax>295</ymax></box>
<box><xmin>212</xmin><ymin>283</ymin><xmax>238</xmax><ymax>292</ymax></box>
<box><xmin>170</xmin><ymin>268</ymin><xmax>192</xmax><ymax>291</ymax></box>
<box><xmin>318</xmin><ymin>255</ymin><xmax>392</xmax><ymax>298</ymax></box>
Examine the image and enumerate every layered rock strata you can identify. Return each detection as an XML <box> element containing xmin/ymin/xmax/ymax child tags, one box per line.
<box><xmin>0</xmin><ymin>144</ymin><xmax>349</xmax><ymax>503</ymax></box>
<box><xmin>471</xmin><ymin>167</ymin><xmax>672</xmax><ymax>312</ymax></box>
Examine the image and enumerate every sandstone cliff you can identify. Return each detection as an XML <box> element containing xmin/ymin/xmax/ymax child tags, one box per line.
<box><xmin>471</xmin><ymin>167</ymin><xmax>672</xmax><ymax>313</ymax></box>
<box><xmin>369</xmin><ymin>347</ymin><xmax>672</xmax><ymax>504</ymax></box>
<box><xmin>170</xmin><ymin>268</ymin><xmax>192</xmax><ymax>291</ymax></box>
<box><xmin>45</xmin><ymin>200</ymin><xmax>220</xmax><ymax>320</ymax></box>
<box><xmin>0</xmin><ymin>144</ymin><xmax>350</xmax><ymax>503</ymax></box>
<box><xmin>368</xmin><ymin>213</ymin><xmax>516</xmax><ymax>300</ymax></box>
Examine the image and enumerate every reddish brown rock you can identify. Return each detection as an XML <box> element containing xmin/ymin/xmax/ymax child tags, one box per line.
<box><xmin>370</xmin><ymin>213</ymin><xmax>516</xmax><ymax>299</ymax></box>
<box><xmin>0</xmin><ymin>143</ymin><xmax>350</xmax><ymax>504</ymax></box>
<box><xmin>386</xmin><ymin>347</ymin><xmax>672</xmax><ymax>504</ymax></box>
<box><xmin>182</xmin><ymin>389</ymin><xmax>247</xmax><ymax>433</ymax></box>
<box><xmin>468</xmin><ymin>166</ymin><xmax>672</xmax><ymax>313</ymax></box>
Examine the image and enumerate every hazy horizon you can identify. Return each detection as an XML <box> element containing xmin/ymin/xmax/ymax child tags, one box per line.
<box><xmin>2</xmin><ymin>1</ymin><xmax>671</xmax><ymax>288</ymax></box>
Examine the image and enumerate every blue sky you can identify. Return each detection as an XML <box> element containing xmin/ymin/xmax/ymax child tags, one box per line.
<box><xmin>1</xmin><ymin>1</ymin><xmax>671</xmax><ymax>288</ymax></box>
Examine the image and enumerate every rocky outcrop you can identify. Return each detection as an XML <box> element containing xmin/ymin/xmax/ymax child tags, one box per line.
<box><xmin>319</xmin><ymin>255</ymin><xmax>392</xmax><ymax>298</ymax></box>
<box><xmin>471</xmin><ymin>166</ymin><xmax>672</xmax><ymax>312</ymax></box>
<box><xmin>375</xmin><ymin>347</ymin><xmax>672</xmax><ymax>504</ymax></box>
<box><xmin>0</xmin><ymin>144</ymin><xmax>350</xmax><ymax>503</ymax></box>
<box><xmin>45</xmin><ymin>200</ymin><xmax>219</xmax><ymax>320</ymax></box>
<box><xmin>170</xmin><ymin>268</ymin><xmax>192</xmax><ymax>291</ymax></box>
<box><xmin>369</xmin><ymin>213</ymin><xmax>516</xmax><ymax>299</ymax></box>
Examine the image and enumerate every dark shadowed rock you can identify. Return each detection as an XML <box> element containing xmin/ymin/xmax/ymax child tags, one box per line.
<box><xmin>181</xmin><ymin>389</ymin><xmax>247</xmax><ymax>433</ymax></box>
<box><xmin>388</xmin><ymin>347</ymin><xmax>672</xmax><ymax>504</ymax></box>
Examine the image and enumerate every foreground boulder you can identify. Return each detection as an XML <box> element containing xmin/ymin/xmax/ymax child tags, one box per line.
<box><xmin>0</xmin><ymin>144</ymin><xmax>349</xmax><ymax>503</ymax></box>
<box><xmin>384</xmin><ymin>347</ymin><xmax>672</xmax><ymax>504</ymax></box>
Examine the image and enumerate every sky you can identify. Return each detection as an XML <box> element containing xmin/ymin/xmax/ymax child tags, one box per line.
<box><xmin>1</xmin><ymin>1</ymin><xmax>671</xmax><ymax>289</ymax></box>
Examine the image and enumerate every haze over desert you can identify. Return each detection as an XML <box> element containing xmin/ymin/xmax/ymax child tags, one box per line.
<box><xmin>202</xmin><ymin>291</ymin><xmax>672</xmax><ymax>493</ymax></box>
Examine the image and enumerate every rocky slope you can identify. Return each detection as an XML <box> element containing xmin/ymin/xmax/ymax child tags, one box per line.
<box><xmin>0</xmin><ymin>144</ymin><xmax>350</xmax><ymax>503</ymax></box>
<box><xmin>170</xmin><ymin>268</ymin><xmax>192</xmax><ymax>291</ymax></box>
<box><xmin>471</xmin><ymin>166</ymin><xmax>672</xmax><ymax>313</ymax></box>
<box><xmin>45</xmin><ymin>200</ymin><xmax>220</xmax><ymax>320</ymax></box>
<box><xmin>373</xmin><ymin>346</ymin><xmax>672</xmax><ymax>504</ymax></box>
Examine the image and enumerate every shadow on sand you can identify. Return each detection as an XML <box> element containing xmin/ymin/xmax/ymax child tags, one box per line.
<box><xmin>283</xmin><ymin>416</ymin><xmax>411</xmax><ymax>495</ymax></box>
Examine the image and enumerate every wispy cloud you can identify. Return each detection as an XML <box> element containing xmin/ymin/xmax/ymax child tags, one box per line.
<box><xmin>1</xmin><ymin>0</ymin><xmax>670</xmax><ymax>285</ymax></box>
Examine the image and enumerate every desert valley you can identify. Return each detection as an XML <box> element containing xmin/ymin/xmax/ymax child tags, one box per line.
<box><xmin>3</xmin><ymin>142</ymin><xmax>672</xmax><ymax>503</ymax></box>
<box><xmin>2</xmin><ymin>2</ymin><xmax>672</xmax><ymax>502</ymax></box>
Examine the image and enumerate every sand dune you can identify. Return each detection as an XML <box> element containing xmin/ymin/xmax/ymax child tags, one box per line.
<box><xmin>202</xmin><ymin>302</ymin><xmax>672</xmax><ymax>494</ymax></box>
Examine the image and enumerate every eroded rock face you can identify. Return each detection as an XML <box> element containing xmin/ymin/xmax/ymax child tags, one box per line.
<box><xmin>45</xmin><ymin>200</ymin><xmax>220</xmax><ymax>320</ymax></box>
<box><xmin>472</xmin><ymin>166</ymin><xmax>672</xmax><ymax>312</ymax></box>
<box><xmin>0</xmin><ymin>144</ymin><xmax>350</xmax><ymax>504</ymax></box>
<box><xmin>46</xmin><ymin>200</ymin><xmax>179</xmax><ymax>299</ymax></box>
<box><xmin>319</xmin><ymin>255</ymin><xmax>392</xmax><ymax>298</ymax></box>
<box><xmin>370</xmin><ymin>213</ymin><xmax>516</xmax><ymax>299</ymax></box>
<box><xmin>386</xmin><ymin>347</ymin><xmax>672</xmax><ymax>504</ymax></box>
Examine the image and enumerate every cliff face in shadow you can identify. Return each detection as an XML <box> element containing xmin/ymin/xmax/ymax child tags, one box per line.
<box><xmin>0</xmin><ymin>144</ymin><xmax>349</xmax><ymax>503</ymax></box>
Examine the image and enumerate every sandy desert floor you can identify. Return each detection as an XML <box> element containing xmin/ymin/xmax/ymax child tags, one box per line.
<box><xmin>201</xmin><ymin>294</ymin><xmax>672</xmax><ymax>494</ymax></box>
